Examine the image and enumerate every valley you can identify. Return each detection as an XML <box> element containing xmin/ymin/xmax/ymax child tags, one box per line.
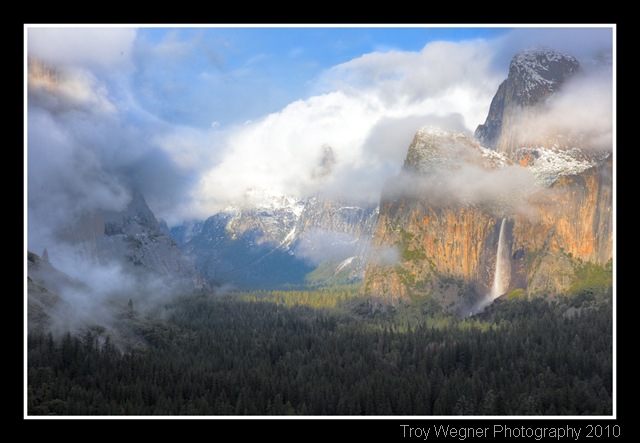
<box><xmin>26</xmin><ymin>35</ymin><xmax>615</xmax><ymax>418</ymax></box>
<box><xmin>28</xmin><ymin>273</ymin><xmax>612</xmax><ymax>415</ymax></box>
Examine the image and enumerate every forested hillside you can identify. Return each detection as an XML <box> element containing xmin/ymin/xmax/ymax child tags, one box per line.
<box><xmin>27</xmin><ymin>269</ymin><xmax>612</xmax><ymax>416</ymax></box>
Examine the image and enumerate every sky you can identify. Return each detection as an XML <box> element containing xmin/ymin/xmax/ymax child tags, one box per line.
<box><xmin>25</xmin><ymin>24</ymin><xmax>615</xmax><ymax>255</ymax></box>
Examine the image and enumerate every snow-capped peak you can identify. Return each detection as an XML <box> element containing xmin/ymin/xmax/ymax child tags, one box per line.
<box><xmin>225</xmin><ymin>187</ymin><xmax>306</xmax><ymax>215</ymax></box>
<box><xmin>509</xmin><ymin>48</ymin><xmax>580</xmax><ymax>103</ymax></box>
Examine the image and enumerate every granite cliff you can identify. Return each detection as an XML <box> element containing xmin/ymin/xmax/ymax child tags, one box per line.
<box><xmin>178</xmin><ymin>189</ymin><xmax>378</xmax><ymax>289</ymax></box>
<box><xmin>363</xmin><ymin>48</ymin><xmax>613</xmax><ymax>315</ymax></box>
<box><xmin>475</xmin><ymin>48</ymin><xmax>581</xmax><ymax>153</ymax></box>
<box><xmin>41</xmin><ymin>191</ymin><xmax>208</xmax><ymax>294</ymax></box>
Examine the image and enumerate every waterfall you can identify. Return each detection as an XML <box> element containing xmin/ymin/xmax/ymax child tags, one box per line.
<box><xmin>491</xmin><ymin>217</ymin><xmax>511</xmax><ymax>300</ymax></box>
<box><xmin>466</xmin><ymin>217</ymin><xmax>512</xmax><ymax>316</ymax></box>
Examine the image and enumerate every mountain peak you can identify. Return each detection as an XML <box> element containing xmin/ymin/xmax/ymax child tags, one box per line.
<box><xmin>225</xmin><ymin>188</ymin><xmax>306</xmax><ymax>216</ymax></box>
<box><xmin>104</xmin><ymin>191</ymin><xmax>160</xmax><ymax>236</ymax></box>
<box><xmin>403</xmin><ymin>126</ymin><xmax>502</xmax><ymax>176</ymax></box>
<box><xmin>508</xmin><ymin>47</ymin><xmax>580</xmax><ymax>106</ymax></box>
<box><xmin>475</xmin><ymin>47</ymin><xmax>581</xmax><ymax>152</ymax></box>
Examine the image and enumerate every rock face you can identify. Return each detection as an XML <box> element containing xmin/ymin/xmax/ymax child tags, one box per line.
<box><xmin>27</xmin><ymin>250</ymin><xmax>79</xmax><ymax>334</ymax></box>
<box><xmin>27</xmin><ymin>56</ymin><xmax>207</xmax><ymax>295</ymax></box>
<box><xmin>177</xmin><ymin>190</ymin><xmax>378</xmax><ymax>289</ymax></box>
<box><xmin>510</xmin><ymin>155</ymin><xmax>613</xmax><ymax>294</ymax></box>
<box><xmin>364</xmin><ymin>48</ymin><xmax>612</xmax><ymax>314</ymax></box>
<box><xmin>181</xmin><ymin>194</ymin><xmax>311</xmax><ymax>289</ymax></box>
<box><xmin>294</xmin><ymin>196</ymin><xmax>379</xmax><ymax>284</ymax></box>
<box><xmin>475</xmin><ymin>48</ymin><xmax>581</xmax><ymax>153</ymax></box>
<box><xmin>98</xmin><ymin>192</ymin><xmax>209</xmax><ymax>291</ymax></box>
<box><xmin>56</xmin><ymin>192</ymin><xmax>208</xmax><ymax>292</ymax></box>
<box><xmin>364</xmin><ymin>129</ymin><xmax>513</xmax><ymax>313</ymax></box>
<box><xmin>28</xmin><ymin>191</ymin><xmax>209</xmax><ymax>344</ymax></box>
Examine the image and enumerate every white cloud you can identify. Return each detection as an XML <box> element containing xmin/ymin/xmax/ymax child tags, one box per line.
<box><xmin>492</xmin><ymin>27</ymin><xmax>614</xmax><ymax>70</ymax></box>
<box><xmin>153</xmin><ymin>125</ymin><xmax>221</xmax><ymax>171</ymax></box>
<box><xmin>25</xmin><ymin>26</ymin><xmax>614</xmax><ymax>333</ymax></box>
<box><xmin>193</xmin><ymin>39</ymin><xmax>504</xmax><ymax>214</ymax></box>
<box><xmin>521</xmin><ymin>66</ymin><xmax>613</xmax><ymax>150</ymax></box>
<box><xmin>315</xmin><ymin>39</ymin><xmax>503</xmax><ymax>126</ymax></box>
<box><xmin>26</xmin><ymin>26</ymin><xmax>614</xmax><ymax>228</ymax></box>
<box><xmin>27</xmin><ymin>26</ymin><xmax>136</xmax><ymax>70</ymax></box>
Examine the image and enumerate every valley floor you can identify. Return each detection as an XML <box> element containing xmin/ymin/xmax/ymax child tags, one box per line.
<box><xmin>27</xmin><ymin>285</ymin><xmax>613</xmax><ymax>416</ymax></box>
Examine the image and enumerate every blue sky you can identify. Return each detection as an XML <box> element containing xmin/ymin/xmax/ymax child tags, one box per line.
<box><xmin>26</xmin><ymin>25</ymin><xmax>614</xmax><ymax>246</ymax></box>
<box><xmin>131</xmin><ymin>26</ymin><xmax>512</xmax><ymax>127</ymax></box>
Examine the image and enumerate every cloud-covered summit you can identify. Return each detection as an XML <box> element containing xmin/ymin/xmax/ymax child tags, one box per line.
<box><xmin>26</xmin><ymin>26</ymin><xmax>613</xmax><ymax>236</ymax></box>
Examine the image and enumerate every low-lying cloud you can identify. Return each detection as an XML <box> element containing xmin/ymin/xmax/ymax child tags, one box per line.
<box><xmin>294</xmin><ymin>229</ymin><xmax>361</xmax><ymax>266</ymax></box>
<box><xmin>511</xmin><ymin>64</ymin><xmax>613</xmax><ymax>151</ymax></box>
<box><xmin>26</xmin><ymin>28</ymin><xmax>205</xmax><ymax>334</ymax></box>
<box><xmin>28</xmin><ymin>27</ymin><xmax>136</xmax><ymax>71</ymax></box>
<box><xmin>26</xmin><ymin>27</ymin><xmax>613</xmax><ymax>288</ymax></box>
<box><xmin>385</xmin><ymin>160</ymin><xmax>541</xmax><ymax>217</ymax></box>
<box><xmin>27</xmin><ymin>26</ymin><xmax>613</xmax><ymax>233</ymax></box>
<box><xmin>195</xmin><ymin>39</ymin><xmax>504</xmax><ymax>212</ymax></box>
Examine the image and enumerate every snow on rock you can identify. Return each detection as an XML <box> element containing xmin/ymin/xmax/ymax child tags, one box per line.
<box><xmin>509</xmin><ymin>48</ymin><xmax>580</xmax><ymax>105</ymax></box>
<box><xmin>478</xmin><ymin>145</ymin><xmax>509</xmax><ymax>168</ymax></box>
<box><xmin>516</xmin><ymin>146</ymin><xmax>611</xmax><ymax>186</ymax></box>
<box><xmin>336</xmin><ymin>256</ymin><xmax>355</xmax><ymax>273</ymax></box>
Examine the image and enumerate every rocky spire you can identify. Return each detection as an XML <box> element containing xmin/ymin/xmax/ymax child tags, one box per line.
<box><xmin>475</xmin><ymin>48</ymin><xmax>580</xmax><ymax>153</ymax></box>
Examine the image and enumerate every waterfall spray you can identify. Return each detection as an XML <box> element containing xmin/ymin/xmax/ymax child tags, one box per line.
<box><xmin>467</xmin><ymin>217</ymin><xmax>512</xmax><ymax>316</ymax></box>
<box><xmin>491</xmin><ymin>217</ymin><xmax>511</xmax><ymax>300</ymax></box>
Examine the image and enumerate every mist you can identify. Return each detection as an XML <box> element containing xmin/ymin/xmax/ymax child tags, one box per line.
<box><xmin>294</xmin><ymin>229</ymin><xmax>361</xmax><ymax>266</ymax></box>
<box><xmin>511</xmin><ymin>63</ymin><xmax>613</xmax><ymax>151</ymax></box>
<box><xmin>28</xmin><ymin>242</ymin><xmax>178</xmax><ymax>340</ymax></box>
<box><xmin>195</xmin><ymin>39</ymin><xmax>503</xmax><ymax>213</ymax></box>
<box><xmin>384</xmin><ymin>160</ymin><xmax>541</xmax><ymax>218</ymax></box>
<box><xmin>26</xmin><ymin>28</ymin><xmax>205</xmax><ymax>334</ymax></box>
<box><xmin>25</xmin><ymin>26</ymin><xmax>613</xmax><ymax>332</ymax></box>
<box><xmin>26</xmin><ymin>26</ymin><xmax>613</xmax><ymax>230</ymax></box>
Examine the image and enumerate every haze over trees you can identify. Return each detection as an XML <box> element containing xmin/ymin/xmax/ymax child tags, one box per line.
<box><xmin>28</xmin><ymin>266</ymin><xmax>612</xmax><ymax>416</ymax></box>
<box><xmin>26</xmin><ymin>29</ymin><xmax>614</xmax><ymax>418</ymax></box>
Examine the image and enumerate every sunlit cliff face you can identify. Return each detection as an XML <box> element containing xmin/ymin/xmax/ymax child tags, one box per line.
<box><xmin>363</xmin><ymin>48</ymin><xmax>613</xmax><ymax>314</ymax></box>
<box><xmin>475</xmin><ymin>48</ymin><xmax>612</xmax><ymax>157</ymax></box>
<box><xmin>28</xmin><ymin>58</ymin><xmax>60</xmax><ymax>91</ymax></box>
<box><xmin>363</xmin><ymin>127</ymin><xmax>612</xmax><ymax>314</ymax></box>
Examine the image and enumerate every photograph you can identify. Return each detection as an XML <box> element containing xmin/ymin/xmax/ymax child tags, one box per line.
<box><xmin>25</xmin><ymin>24</ymin><xmax>615</xmax><ymax>421</ymax></box>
